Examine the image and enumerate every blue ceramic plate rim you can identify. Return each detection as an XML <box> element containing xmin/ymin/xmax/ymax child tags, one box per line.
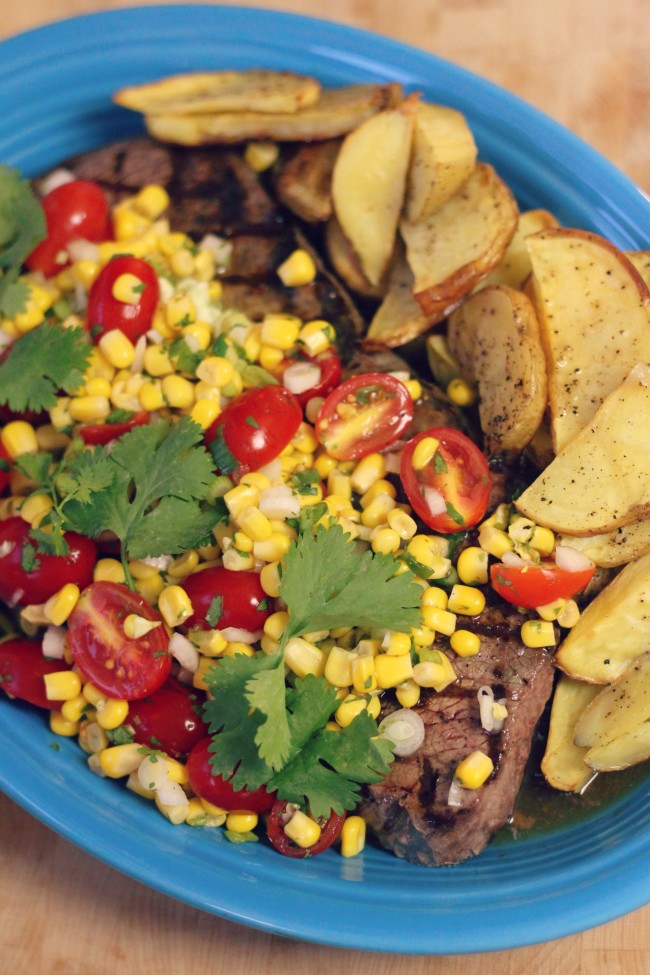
<box><xmin>1</xmin><ymin>5</ymin><xmax>650</xmax><ymax>955</ymax></box>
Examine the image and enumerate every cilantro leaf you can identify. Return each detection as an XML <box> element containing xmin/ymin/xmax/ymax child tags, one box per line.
<box><xmin>168</xmin><ymin>336</ymin><xmax>204</xmax><ymax>374</ymax></box>
<box><xmin>279</xmin><ymin>523</ymin><xmax>422</xmax><ymax>641</ymax></box>
<box><xmin>0</xmin><ymin>323</ymin><xmax>90</xmax><ymax>412</ymax></box>
<box><xmin>205</xmin><ymin>595</ymin><xmax>223</xmax><ymax>628</ymax></box>
<box><xmin>0</xmin><ymin>166</ymin><xmax>46</xmax><ymax>316</ymax></box>
<box><xmin>244</xmin><ymin>657</ymin><xmax>292</xmax><ymax>770</ymax></box>
<box><xmin>208</xmin><ymin>427</ymin><xmax>238</xmax><ymax>475</ymax></box>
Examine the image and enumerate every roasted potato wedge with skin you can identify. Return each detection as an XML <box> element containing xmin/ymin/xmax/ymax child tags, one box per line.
<box><xmin>365</xmin><ymin>246</ymin><xmax>438</xmax><ymax>346</ymax></box>
<box><xmin>527</xmin><ymin>228</ymin><xmax>650</xmax><ymax>454</ymax></box>
<box><xmin>584</xmin><ymin>721</ymin><xmax>650</xmax><ymax>772</ymax></box>
<box><xmin>556</xmin><ymin>520</ymin><xmax>650</xmax><ymax>569</ymax></box>
<box><xmin>541</xmin><ymin>676</ymin><xmax>601</xmax><ymax>793</ymax></box>
<box><xmin>114</xmin><ymin>70</ymin><xmax>321</xmax><ymax>115</ymax></box>
<box><xmin>574</xmin><ymin>653</ymin><xmax>650</xmax><ymax>749</ymax></box>
<box><xmin>400</xmin><ymin>163</ymin><xmax>519</xmax><ymax>320</ymax></box>
<box><xmin>145</xmin><ymin>83</ymin><xmax>402</xmax><ymax>146</ymax></box>
<box><xmin>324</xmin><ymin>216</ymin><xmax>385</xmax><ymax>299</ymax></box>
<box><xmin>332</xmin><ymin>100</ymin><xmax>414</xmax><ymax>286</ymax></box>
<box><xmin>273</xmin><ymin>140</ymin><xmax>340</xmax><ymax>222</ymax></box>
<box><xmin>555</xmin><ymin>550</ymin><xmax>650</xmax><ymax>684</ymax></box>
<box><xmin>447</xmin><ymin>285</ymin><xmax>547</xmax><ymax>455</ymax></box>
<box><xmin>406</xmin><ymin>102</ymin><xmax>477</xmax><ymax>221</ymax></box>
<box><xmin>516</xmin><ymin>364</ymin><xmax>650</xmax><ymax>535</ymax></box>
<box><xmin>479</xmin><ymin>209</ymin><xmax>559</xmax><ymax>291</ymax></box>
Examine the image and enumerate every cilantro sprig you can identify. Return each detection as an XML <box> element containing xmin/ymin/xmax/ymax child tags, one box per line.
<box><xmin>0</xmin><ymin>165</ymin><xmax>46</xmax><ymax>317</ymax></box>
<box><xmin>0</xmin><ymin>322</ymin><xmax>91</xmax><ymax>413</ymax></box>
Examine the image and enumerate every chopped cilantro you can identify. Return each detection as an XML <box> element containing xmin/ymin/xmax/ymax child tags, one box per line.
<box><xmin>0</xmin><ymin>165</ymin><xmax>46</xmax><ymax>317</ymax></box>
<box><xmin>20</xmin><ymin>541</ymin><xmax>40</xmax><ymax>574</ymax></box>
<box><xmin>224</xmin><ymin>830</ymin><xmax>259</xmax><ymax>845</ymax></box>
<box><xmin>106</xmin><ymin>726</ymin><xmax>135</xmax><ymax>745</ymax></box>
<box><xmin>434</xmin><ymin>451</ymin><xmax>448</xmax><ymax>474</ymax></box>
<box><xmin>205</xmin><ymin>595</ymin><xmax>223</xmax><ymax>628</ymax></box>
<box><xmin>290</xmin><ymin>469</ymin><xmax>320</xmax><ymax>496</ymax></box>
<box><xmin>169</xmin><ymin>336</ymin><xmax>204</xmax><ymax>374</ymax></box>
<box><xmin>245</xmin><ymin>416</ymin><xmax>260</xmax><ymax>429</ymax></box>
<box><xmin>208</xmin><ymin>427</ymin><xmax>239</xmax><ymax>475</ymax></box>
<box><xmin>105</xmin><ymin>408</ymin><xmax>135</xmax><ymax>425</ymax></box>
<box><xmin>445</xmin><ymin>501</ymin><xmax>466</xmax><ymax>527</ymax></box>
<box><xmin>0</xmin><ymin>323</ymin><xmax>90</xmax><ymax>413</ymax></box>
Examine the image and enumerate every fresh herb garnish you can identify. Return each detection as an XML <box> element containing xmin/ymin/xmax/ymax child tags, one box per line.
<box><xmin>0</xmin><ymin>165</ymin><xmax>46</xmax><ymax>317</ymax></box>
<box><xmin>208</xmin><ymin>426</ymin><xmax>239</xmax><ymax>475</ymax></box>
<box><xmin>205</xmin><ymin>595</ymin><xmax>223</xmax><ymax>628</ymax></box>
<box><xmin>0</xmin><ymin>323</ymin><xmax>90</xmax><ymax>413</ymax></box>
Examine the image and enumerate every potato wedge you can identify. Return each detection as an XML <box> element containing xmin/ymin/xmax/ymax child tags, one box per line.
<box><xmin>405</xmin><ymin>102</ymin><xmax>477</xmax><ymax>221</ymax></box>
<box><xmin>585</xmin><ymin>722</ymin><xmax>650</xmax><ymax>771</ymax></box>
<box><xmin>114</xmin><ymin>70</ymin><xmax>321</xmax><ymax>115</ymax></box>
<box><xmin>627</xmin><ymin>250</ymin><xmax>650</xmax><ymax>290</ymax></box>
<box><xmin>447</xmin><ymin>285</ymin><xmax>547</xmax><ymax>454</ymax></box>
<box><xmin>274</xmin><ymin>140</ymin><xmax>340</xmax><ymax>222</ymax></box>
<box><xmin>324</xmin><ymin>216</ymin><xmax>385</xmax><ymax>299</ymax></box>
<box><xmin>146</xmin><ymin>83</ymin><xmax>402</xmax><ymax>145</ymax></box>
<box><xmin>400</xmin><ymin>163</ymin><xmax>519</xmax><ymax>320</ymax></box>
<box><xmin>555</xmin><ymin>551</ymin><xmax>650</xmax><ymax>683</ymax></box>
<box><xmin>556</xmin><ymin>520</ymin><xmax>650</xmax><ymax>568</ymax></box>
<box><xmin>365</xmin><ymin>247</ymin><xmax>437</xmax><ymax>346</ymax></box>
<box><xmin>479</xmin><ymin>209</ymin><xmax>560</xmax><ymax>290</ymax></box>
<box><xmin>515</xmin><ymin>363</ymin><xmax>650</xmax><ymax>535</ymax></box>
<box><xmin>526</xmin><ymin>228</ymin><xmax>650</xmax><ymax>453</ymax></box>
<box><xmin>574</xmin><ymin>653</ymin><xmax>650</xmax><ymax>750</ymax></box>
<box><xmin>332</xmin><ymin>101</ymin><xmax>414</xmax><ymax>286</ymax></box>
<box><xmin>541</xmin><ymin>676</ymin><xmax>600</xmax><ymax>793</ymax></box>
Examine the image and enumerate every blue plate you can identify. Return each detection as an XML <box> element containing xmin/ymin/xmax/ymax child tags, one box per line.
<box><xmin>1</xmin><ymin>5</ymin><xmax>650</xmax><ymax>955</ymax></box>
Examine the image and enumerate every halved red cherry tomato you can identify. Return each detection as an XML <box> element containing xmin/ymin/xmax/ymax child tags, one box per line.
<box><xmin>0</xmin><ymin>637</ymin><xmax>70</xmax><ymax>709</ymax></box>
<box><xmin>128</xmin><ymin>679</ymin><xmax>207</xmax><ymax>758</ymax></box>
<box><xmin>315</xmin><ymin>373</ymin><xmax>414</xmax><ymax>461</ymax></box>
<box><xmin>278</xmin><ymin>349</ymin><xmax>342</xmax><ymax>407</ymax></box>
<box><xmin>267</xmin><ymin>800</ymin><xmax>346</xmax><ymax>858</ymax></box>
<box><xmin>400</xmin><ymin>427</ymin><xmax>492</xmax><ymax>534</ymax></box>
<box><xmin>78</xmin><ymin>410</ymin><xmax>149</xmax><ymax>446</ymax></box>
<box><xmin>186</xmin><ymin>737</ymin><xmax>275</xmax><ymax>812</ymax></box>
<box><xmin>26</xmin><ymin>180</ymin><xmax>111</xmax><ymax>277</ymax></box>
<box><xmin>490</xmin><ymin>561</ymin><xmax>596</xmax><ymax>610</ymax></box>
<box><xmin>67</xmin><ymin>581</ymin><xmax>171</xmax><ymax>700</ymax></box>
<box><xmin>0</xmin><ymin>517</ymin><xmax>96</xmax><ymax>607</ymax></box>
<box><xmin>0</xmin><ymin>442</ymin><xmax>12</xmax><ymax>494</ymax></box>
<box><xmin>205</xmin><ymin>385</ymin><xmax>302</xmax><ymax>478</ymax></box>
<box><xmin>86</xmin><ymin>255</ymin><xmax>160</xmax><ymax>344</ymax></box>
<box><xmin>181</xmin><ymin>566</ymin><xmax>271</xmax><ymax>632</ymax></box>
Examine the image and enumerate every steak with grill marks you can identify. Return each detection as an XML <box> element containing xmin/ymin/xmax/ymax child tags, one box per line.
<box><xmin>359</xmin><ymin>604</ymin><xmax>555</xmax><ymax>866</ymax></box>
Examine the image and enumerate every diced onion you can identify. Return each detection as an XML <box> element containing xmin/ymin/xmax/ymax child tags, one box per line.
<box><xmin>42</xmin><ymin>626</ymin><xmax>66</xmax><ymax>660</ymax></box>
<box><xmin>382</xmin><ymin>451</ymin><xmax>402</xmax><ymax>475</ymax></box>
<box><xmin>40</xmin><ymin>168</ymin><xmax>75</xmax><ymax>195</ymax></box>
<box><xmin>501</xmin><ymin>550</ymin><xmax>528</xmax><ymax>567</ymax></box>
<box><xmin>282</xmin><ymin>362</ymin><xmax>322</xmax><ymax>395</ymax></box>
<box><xmin>0</xmin><ymin>541</ymin><xmax>15</xmax><ymax>559</ymax></box>
<box><xmin>478</xmin><ymin>685</ymin><xmax>495</xmax><ymax>732</ymax></box>
<box><xmin>220</xmin><ymin>627</ymin><xmax>262</xmax><ymax>645</ymax></box>
<box><xmin>141</xmin><ymin>555</ymin><xmax>174</xmax><ymax>571</ymax></box>
<box><xmin>423</xmin><ymin>486</ymin><xmax>447</xmax><ymax>517</ymax></box>
<box><xmin>378</xmin><ymin>708</ymin><xmax>425</xmax><ymax>758</ymax></box>
<box><xmin>256</xmin><ymin>458</ymin><xmax>282</xmax><ymax>482</ymax></box>
<box><xmin>156</xmin><ymin>779</ymin><xmax>189</xmax><ymax>807</ymax></box>
<box><xmin>67</xmin><ymin>238</ymin><xmax>100</xmax><ymax>263</ymax></box>
<box><xmin>169</xmin><ymin>633</ymin><xmax>199</xmax><ymax>674</ymax></box>
<box><xmin>138</xmin><ymin>755</ymin><xmax>169</xmax><ymax>791</ymax></box>
<box><xmin>447</xmin><ymin>777</ymin><xmax>465</xmax><ymax>808</ymax></box>
<box><xmin>259</xmin><ymin>484</ymin><xmax>301</xmax><ymax>519</ymax></box>
<box><xmin>199</xmin><ymin>233</ymin><xmax>233</xmax><ymax>269</ymax></box>
<box><xmin>554</xmin><ymin>545</ymin><xmax>594</xmax><ymax>573</ymax></box>
<box><xmin>131</xmin><ymin>335</ymin><xmax>147</xmax><ymax>374</ymax></box>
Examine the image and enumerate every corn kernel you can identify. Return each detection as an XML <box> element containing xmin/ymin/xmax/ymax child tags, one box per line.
<box><xmin>166</xmin><ymin>293</ymin><xmax>196</xmax><ymax>328</ymax></box>
<box><xmin>263</xmin><ymin>611</ymin><xmax>290</xmax><ymax>642</ymax></box>
<box><xmin>277</xmin><ymin>249</ymin><xmax>316</xmax><ymax>287</ymax></box>
<box><xmin>383</xmin><ymin>631</ymin><xmax>412</xmax><ymax>656</ymax></box>
<box><xmin>49</xmin><ymin>709</ymin><xmax>79</xmax><ymax>737</ymax></box>
<box><xmin>456</xmin><ymin>546</ymin><xmax>489</xmax><ymax>585</ymax></box>
<box><xmin>123</xmin><ymin>613</ymin><xmax>162</xmax><ymax>639</ymax></box>
<box><xmin>386</xmin><ymin>508</ymin><xmax>417</xmax><ymax>540</ymax></box>
<box><xmin>396</xmin><ymin>678</ymin><xmax>420</xmax><ymax>708</ymax></box>
<box><xmin>128</xmin><ymin>559</ymin><xmax>160</xmax><ymax>580</ymax></box>
<box><xmin>43</xmin><ymin>670</ymin><xmax>82</xmax><ymax>702</ymax></box>
<box><xmin>60</xmin><ymin>694</ymin><xmax>88</xmax><ymax>724</ymax></box>
<box><xmin>68</xmin><ymin>395</ymin><xmax>111</xmax><ymax>423</ymax></box>
<box><xmin>134</xmin><ymin>184</ymin><xmax>170</xmax><ymax>219</ymax></box>
<box><xmin>478</xmin><ymin>525</ymin><xmax>515</xmax><ymax>559</ymax></box>
<box><xmin>284</xmin><ymin>808</ymin><xmax>321</xmax><ymax>848</ymax></box>
<box><xmin>224</xmin><ymin>483</ymin><xmax>260</xmax><ymax>518</ymax></box>
<box><xmin>536</xmin><ymin>597</ymin><xmax>567</xmax><ymax>622</ymax></box>
<box><xmin>260</xmin><ymin>314</ymin><xmax>301</xmax><ymax>351</ymax></box>
<box><xmin>223</xmin><ymin>642</ymin><xmax>255</xmax><ymax>659</ymax></box>
<box><xmin>450</xmin><ymin>629</ymin><xmax>481</xmax><ymax>657</ymax></box>
<box><xmin>244</xmin><ymin>140</ymin><xmax>279</xmax><ymax>172</ymax></box>
<box><xmin>420</xmin><ymin>586</ymin><xmax>449</xmax><ymax>610</ymax></box>
<box><xmin>236</xmin><ymin>505</ymin><xmax>273</xmax><ymax>542</ymax></box>
<box><xmin>520</xmin><ymin>619</ymin><xmax>557</xmax><ymax>648</ymax></box>
<box><xmin>447</xmin><ymin>584</ymin><xmax>486</xmax><ymax>617</ymax></box>
<box><xmin>258</xmin><ymin>345</ymin><xmax>285</xmax><ymax>370</ymax></box>
<box><xmin>324</xmin><ymin>646</ymin><xmax>354</xmax><ymax>688</ymax></box>
<box><xmin>374</xmin><ymin>653</ymin><xmax>414</xmax><ymax>689</ymax></box>
<box><xmin>96</xmin><ymin>697</ymin><xmax>129</xmax><ymax>730</ymax></box>
<box><xmin>161</xmin><ymin>374</ymin><xmax>195</xmax><ymax>409</ymax></box>
<box><xmin>44</xmin><ymin>583</ymin><xmax>80</xmax><ymax>626</ymax></box>
<box><xmin>284</xmin><ymin>637</ymin><xmax>325</xmax><ymax>679</ymax></box>
<box><xmin>446</xmin><ymin>377</ymin><xmax>476</xmax><ymax>406</ymax></box>
<box><xmin>193</xmin><ymin>656</ymin><xmax>217</xmax><ymax>691</ymax></box>
<box><xmin>1</xmin><ymin>421</ymin><xmax>38</xmax><ymax>458</ymax></box>
<box><xmin>82</xmin><ymin>683</ymin><xmax>106</xmax><ymax>706</ymax></box>
<box><xmin>35</xmin><ymin>425</ymin><xmax>70</xmax><ymax>453</ymax></box>
<box><xmin>222</xmin><ymin>548</ymin><xmax>255</xmax><ymax>571</ymax></box>
<box><xmin>340</xmin><ymin>815</ymin><xmax>366</xmax><ymax>857</ymax></box>
<box><xmin>455</xmin><ymin>750</ymin><xmax>494</xmax><ymax>789</ymax></box>
<box><xmin>558</xmin><ymin>599</ymin><xmax>580</xmax><ymax>629</ymax></box>
<box><xmin>531</xmin><ymin>525</ymin><xmax>556</xmax><ymax>555</ymax></box>
<box><xmin>158</xmin><ymin>585</ymin><xmax>194</xmax><ymax>627</ymax></box>
<box><xmin>413</xmin><ymin>652</ymin><xmax>457</xmax><ymax>691</ymax></box>
<box><xmin>411</xmin><ymin>436</ymin><xmax>440</xmax><ymax>472</ymax></box>
<box><xmin>138</xmin><ymin>380</ymin><xmax>166</xmax><ymax>412</ymax></box>
<box><xmin>20</xmin><ymin>494</ymin><xmax>53</xmax><ymax>528</ymax></box>
<box><xmin>190</xmin><ymin>629</ymin><xmax>228</xmax><ymax>657</ymax></box>
<box><xmin>421</xmin><ymin>605</ymin><xmax>457</xmax><ymax>636</ymax></box>
<box><xmin>195</xmin><ymin>355</ymin><xmax>235</xmax><ymax>388</ymax></box>
<box><xmin>351</xmin><ymin>654</ymin><xmax>376</xmax><ymax>694</ymax></box>
<box><xmin>97</xmin><ymin>329</ymin><xmax>136</xmax><ymax>369</ymax></box>
<box><xmin>252</xmin><ymin>532</ymin><xmax>291</xmax><ymax>562</ymax></box>
<box><xmin>226</xmin><ymin>811</ymin><xmax>259</xmax><ymax>833</ymax></box>
<box><xmin>361</xmin><ymin>494</ymin><xmax>396</xmax><ymax>529</ymax></box>
<box><xmin>190</xmin><ymin>398</ymin><xmax>221</xmax><ymax>430</ymax></box>
<box><xmin>112</xmin><ymin>272</ymin><xmax>147</xmax><ymax>305</ymax></box>
<box><xmin>99</xmin><ymin>743</ymin><xmax>144</xmax><ymax>778</ymax></box>
<box><xmin>350</xmin><ymin>454</ymin><xmax>385</xmax><ymax>494</ymax></box>
<box><xmin>260</xmin><ymin>561</ymin><xmax>281</xmax><ymax>598</ymax></box>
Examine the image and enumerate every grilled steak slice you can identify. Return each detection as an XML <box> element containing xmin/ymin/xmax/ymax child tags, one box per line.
<box><xmin>61</xmin><ymin>137</ymin><xmax>365</xmax><ymax>356</ymax></box>
<box><xmin>359</xmin><ymin>605</ymin><xmax>555</xmax><ymax>866</ymax></box>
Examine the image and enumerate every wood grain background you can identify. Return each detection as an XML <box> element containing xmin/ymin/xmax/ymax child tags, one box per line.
<box><xmin>1</xmin><ymin>2</ymin><xmax>649</xmax><ymax>973</ymax></box>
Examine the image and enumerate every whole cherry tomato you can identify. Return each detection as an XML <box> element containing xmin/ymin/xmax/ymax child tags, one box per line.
<box><xmin>315</xmin><ymin>373</ymin><xmax>414</xmax><ymax>461</ymax></box>
<box><xmin>0</xmin><ymin>637</ymin><xmax>70</xmax><ymax>709</ymax></box>
<box><xmin>181</xmin><ymin>566</ymin><xmax>271</xmax><ymax>632</ymax></box>
<box><xmin>128</xmin><ymin>679</ymin><xmax>207</xmax><ymax>758</ymax></box>
<box><xmin>0</xmin><ymin>517</ymin><xmax>96</xmax><ymax>607</ymax></box>
<box><xmin>86</xmin><ymin>255</ymin><xmax>160</xmax><ymax>344</ymax></box>
<box><xmin>186</xmin><ymin>737</ymin><xmax>275</xmax><ymax>812</ymax></box>
<box><xmin>67</xmin><ymin>581</ymin><xmax>171</xmax><ymax>700</ymax></box>
<box><xmin>205</xmin><ymin>385</ymin><xmax>302</xmax><ymax>478</ymax></box>
<box><xmin>400</xmin><ymin>427</ymin><xmax>492</xmax><ymax>534</ymax></box>
<box><xmin>0</xmin><ymin>442</ymin><xmax>12</xmax><ymax>494</ymax></box>
<box><xmin>78</xmin><ymin>410</ymin><xmax>149</xmax><ymax>446</ymax></box>
<box><xmin>26</xmin><ymin>180</ymin><xmax>110</xmax><ymax>277</ymax></box>
<box><xmin>278</xmin><ymin>349</ymin><xmax>342</xmax><ymax>407</ymax></box>
<box><xmin>490</xmin><ymin>561</ymin><xmax>596</xmax><ymax>610</ymax></box>
<box><xmin>267</xmin><ymin>800</ymin><xmax>346</xmax><ymax>858</ymax></box>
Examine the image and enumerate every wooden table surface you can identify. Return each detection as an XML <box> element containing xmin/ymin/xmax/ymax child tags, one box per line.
<box><xmin>1</xmin><ymin>2</ymin><xmax>649</xmax><ymax>973</ymax></box>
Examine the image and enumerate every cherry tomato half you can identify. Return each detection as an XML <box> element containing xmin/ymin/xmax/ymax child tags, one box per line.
<box><xmin>267</xmin><ymin>800</ymin><xmax>346</xmax><ymax>858</ymax></box>
<box><xmin>0</xmin><ymin>517</ymin><xmax>96</xmax><ymax>607</ymax></box>
<box><xmin>0</xmin><ymin>637</ymin><xmax>71</xmax><ymax>709</ymax></box>
<box><xmin>128</xmin><ymin>679</ymin><xmax>207</xmax><ymax>759</ymax></box>
<box><xmin>86</xmin><ymin>255</ymin><xmax>160</xmax><ymax>344</ymax></box>
<box><xmin>67</xmin><ymin>581</ymin><xmax>171</xmax><ymax>700</ymax></box>
<box><xmin>181</xmin><ymin>566</ymin><xmax>272</xmax><ymax>632</ymax></box>
<box><xmin>315</xmin><ymin>373</ymin><xmax>414</xmax><ymax>461</ymax></box>
<box><xmin>0</xmin><ymin>442</ymin><xmax>12</xmax><ymax>494</ymax></box>
<box><xmin>490</xmin><ymin>561</ymin><xmax>596</xmax><ymax>610</ymax></box>
<box><xmin>186</xmin><ymin>737</ymin><xmax>275</xmax><ymax>812</ymax></box>
<box><xmin>78</xmin><ymin>411</ymin><xmax>149</xmax><ymax>446</ymax></box>
<box><xmin>205</xmin><ymin>385</ymin><xmax>302</xmax><ymax>478</ymax></box>
<box><xmin>400</xmin><ymin>427</ymin><xmax>492</xmax><ymax>534</ymax></box>
<box><xmin>278</xmin><ymin>349</ymin><xmax>342</xmax><ymax>408</ymax></box>
<box><xmin>26</xmin><ymin>180</ymin><xmax>111</xmax><ymax>278</ymax></box>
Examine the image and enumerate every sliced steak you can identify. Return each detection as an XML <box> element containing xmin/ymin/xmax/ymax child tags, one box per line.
<box><xmin>359</xmin><ymin>604</ymin><xmax>555</xmax><ymax>866</ymax></box>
